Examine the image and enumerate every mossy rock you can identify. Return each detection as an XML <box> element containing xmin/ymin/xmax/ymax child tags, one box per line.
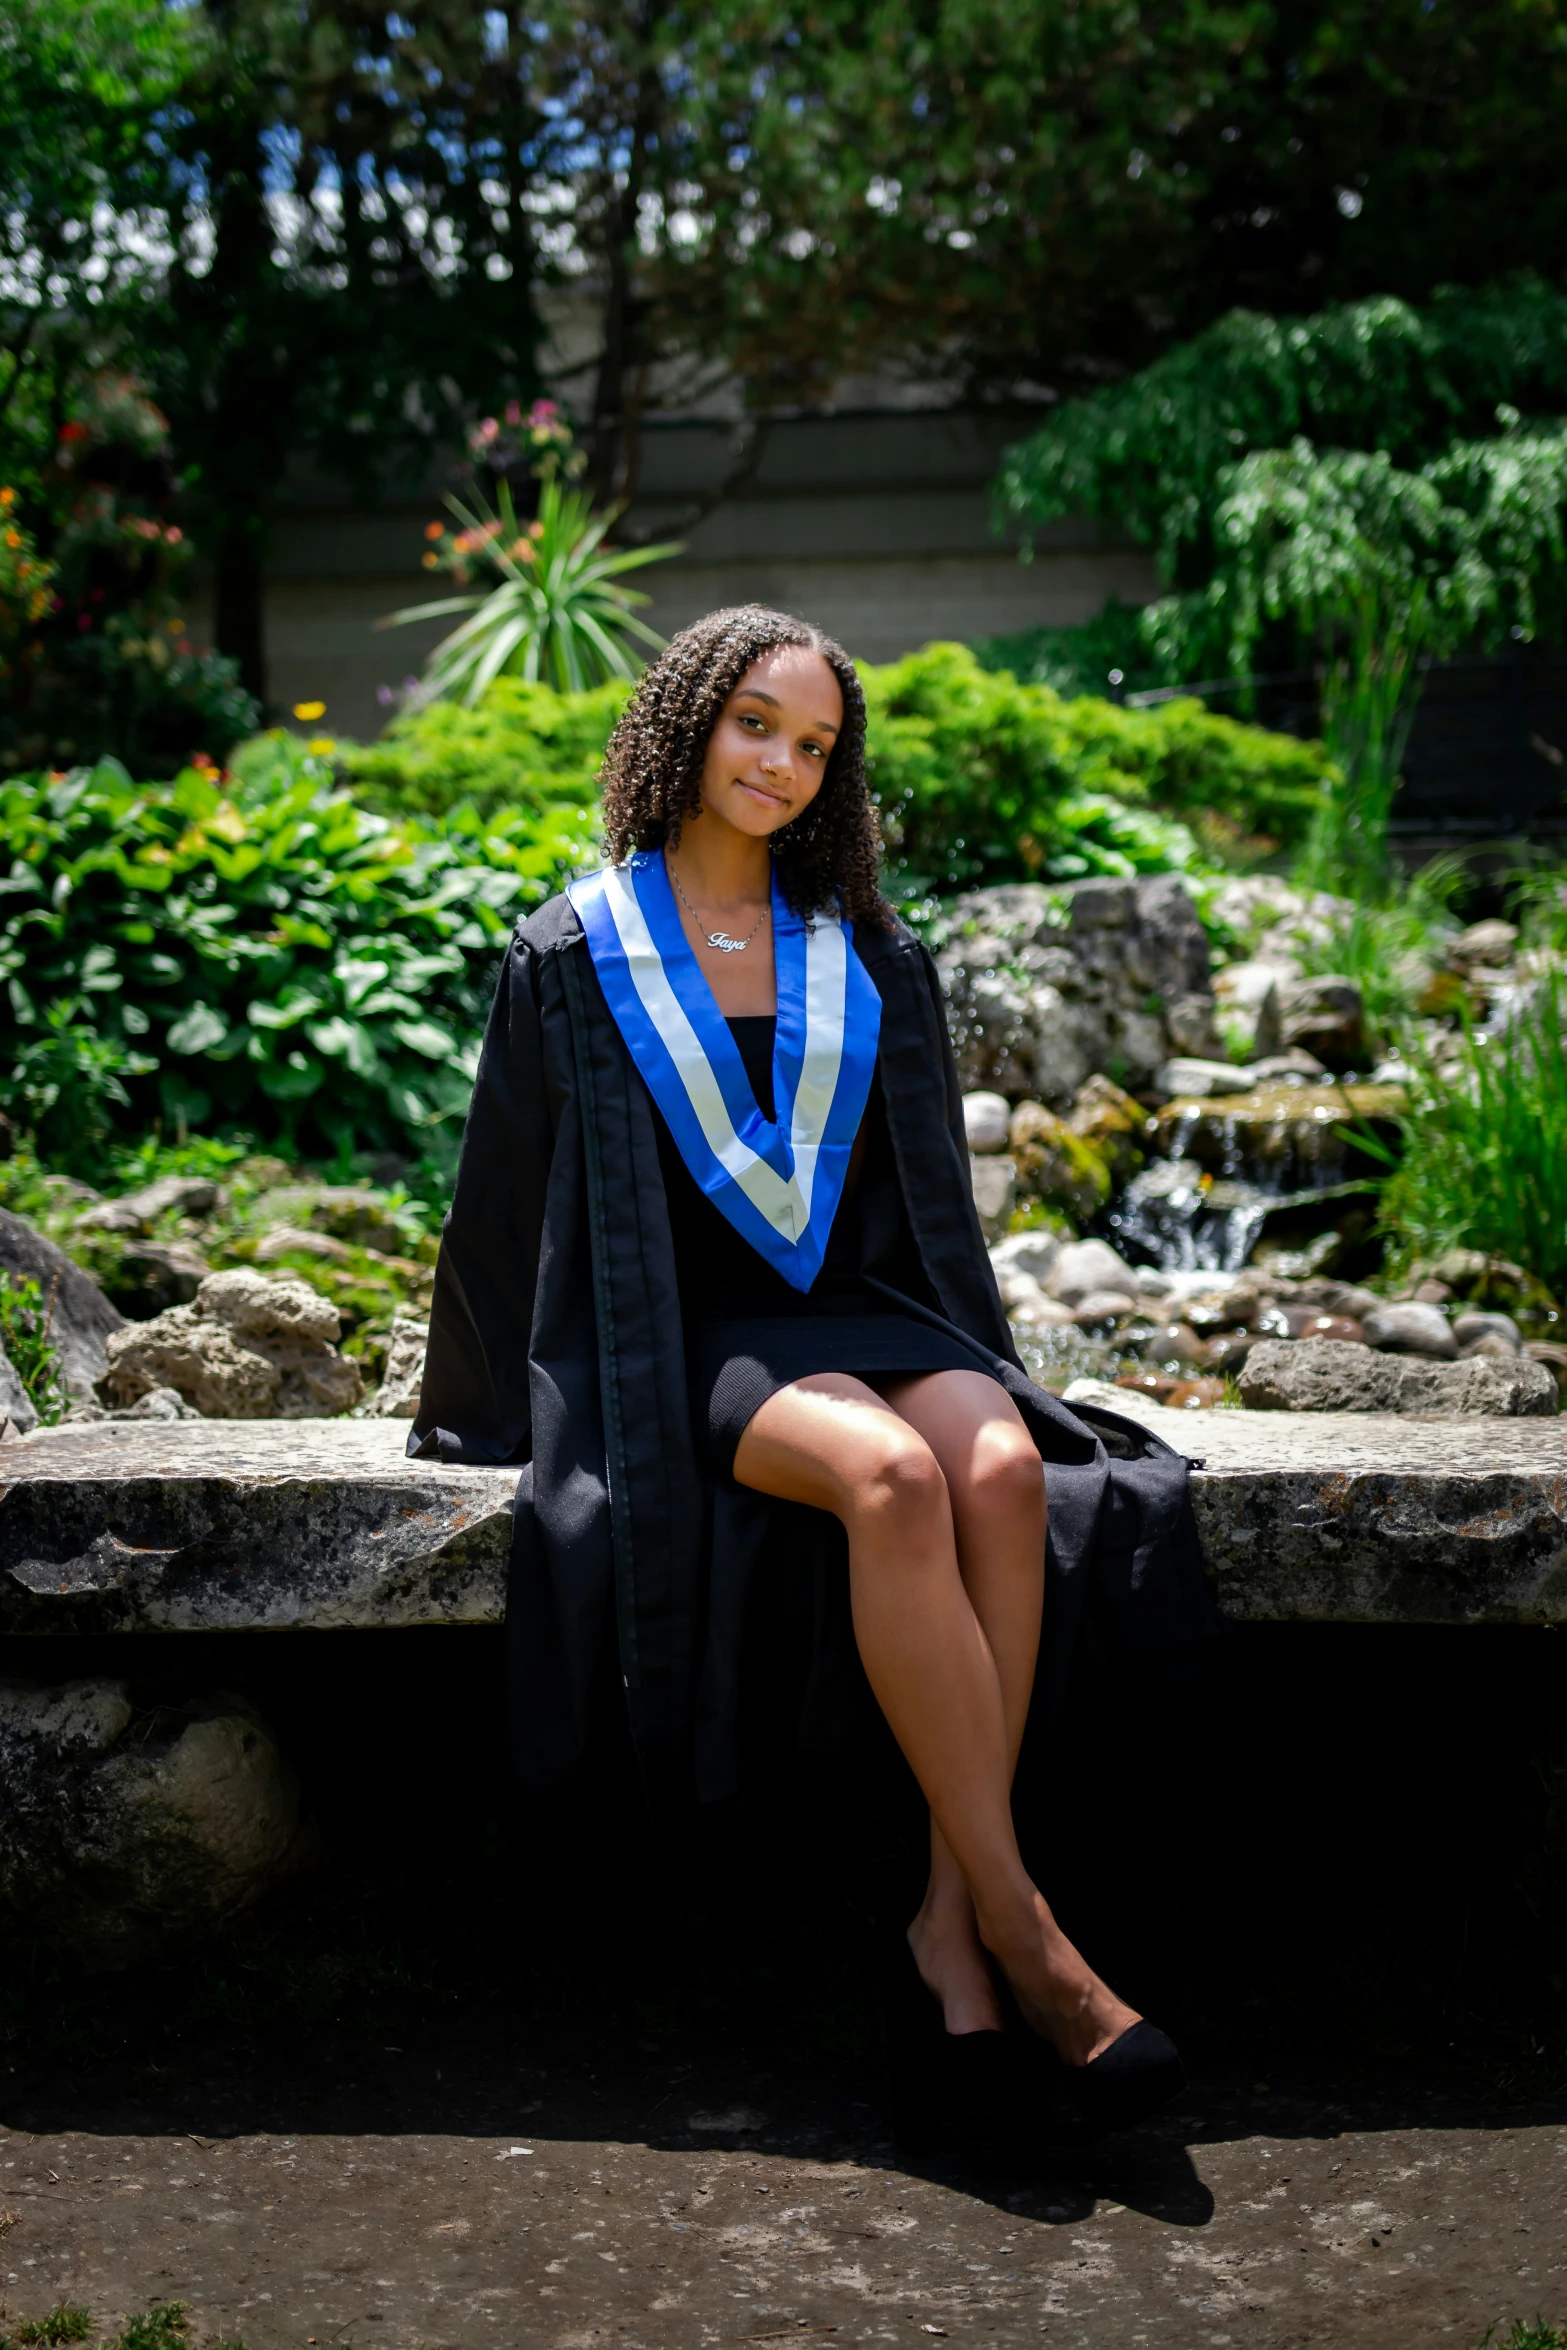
<box><xmin>1008</xmin><ymin>1102</ymin><xmax>1111</xmax><ymax>1219</ymax></box>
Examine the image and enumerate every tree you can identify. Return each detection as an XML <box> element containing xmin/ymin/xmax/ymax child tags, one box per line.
<box><xmin>0</xmin><ymin>0</ymin><xmax>189</xmax><ymax>433</ymax></box>
<box><xmin>994</xmin><ymin>283</ymin><xmax>1567</xmax><ymax>892</ymax></box>
<box><xmin>535</xmin><ymin>0</ymin><xmax>1567</xmax><ymax>438</ymax></box>
<box><xmin>147</xmin><ymin>1</ymin><xmax>548</xmax><ymax>705</ymax></box>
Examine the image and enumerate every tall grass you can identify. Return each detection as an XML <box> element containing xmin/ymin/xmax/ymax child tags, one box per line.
<box><xmin>1295</xmin><ymin>852</ymin><xmax>1469</xmax><ymax>1051</ymax></box>
<box><xmin>1375</xmin><ymin>964</ymin><xmax>1567</xmax><ymax>1293</ymax></box>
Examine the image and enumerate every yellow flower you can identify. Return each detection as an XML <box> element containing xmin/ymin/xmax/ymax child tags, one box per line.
<box><xmin>422</xmin><ymin>551</ymin><xmax>440</xmax><ymax>568</ymax></box>
<box><xmin>293</xmin><ymin>699</ymin><xmax>326</xmax><ymax>721</ymax></box>
<box><xmin>307</xmin><ymin>736</ymin><xmax>336</xmax><ymax>755</ymax></box>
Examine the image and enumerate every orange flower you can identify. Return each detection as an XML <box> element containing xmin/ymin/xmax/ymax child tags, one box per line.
<box><xmin>424</xmin><ymin>520</ymin><xmax>444</xmax><ymax>540</ymax></box>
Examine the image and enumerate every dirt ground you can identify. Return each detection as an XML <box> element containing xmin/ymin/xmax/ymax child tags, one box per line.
<box><xmin>2</xmin><ymin>2018</ymin><xmax>1565</xmax><ymax>2350</ymax></box>
<box><xmin>3</xmin><ymin>1623</ymin><xmax>1566</xmax><ymax>2349</ymax></box>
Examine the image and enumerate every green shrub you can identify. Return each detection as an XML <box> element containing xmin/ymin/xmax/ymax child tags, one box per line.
<box><xmin>1372</xmin><ymin>967</ymin><xmax>1567</xmax><ymax>1297</ymax></box>
<box><xmin>0</xmin><ymin>734</ymin><xmax>595</xmax><ymax>1173</ymax></box>
<box><xmin>0</xmin><ymin>1271</ymin><xmax>68</xmax><ymax>1424</ymax></box>
<box><xmin>340</xmin><ymin>674</ymin><xmax>631</xmax><ymax>822</ymax></box>
<box><xmin>341</xmin><ymin>644</ymin><xmax>1333</xmax><ymax>887</ymax></box>
<box><xmin>862</xmin><ymin>643</ymin><xmax>1335</xmax><ymax>891</ymax></box>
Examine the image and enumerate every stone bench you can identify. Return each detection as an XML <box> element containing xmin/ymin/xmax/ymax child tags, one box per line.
<box><xmin>2</xmin><ymin>1402</ymin><xmax>1566</xmax><ymax>1635</ymax></box>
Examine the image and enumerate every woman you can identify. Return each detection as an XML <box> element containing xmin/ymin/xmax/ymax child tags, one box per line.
<box><xmin>412</xmin><ymin>605</ymin><xmax>1213</xmax><ymax>2134</ymax></box>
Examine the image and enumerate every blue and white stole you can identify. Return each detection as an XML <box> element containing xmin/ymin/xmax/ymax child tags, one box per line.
<box><xmin>566</xmin><ymin>849</ymin><xmax>882</xmax><ymax>1291</ymax></box>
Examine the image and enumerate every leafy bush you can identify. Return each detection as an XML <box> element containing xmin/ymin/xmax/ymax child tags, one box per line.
<box><xmin>0</xmin><ymin>735</ymin><xmax>595</xmax><ymax>1173</ymax></box>
<box><xmin>0</xmin><ymin>368</ymin><xmax>258</xmax><ymax>778</ymax></box>
<box><xmin>862</xmin><ymin>643</ymin><xmax>1336</xmax><ymax>890</ymax></box>
<box><xmin>1371</xmin><ymin>967</ymin><xmax>1567</xmax><ymax>1297</ymax></box>
<box><xmin>342</xmin><ymin>675</ymin><xmax>630</xmax><ymax>823</ymax></box>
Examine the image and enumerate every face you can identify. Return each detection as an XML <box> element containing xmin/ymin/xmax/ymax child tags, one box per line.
<box><xmin>692</xmin><ymin>646</ymin><xmax>843</xmax><ymax>841</ymax></box>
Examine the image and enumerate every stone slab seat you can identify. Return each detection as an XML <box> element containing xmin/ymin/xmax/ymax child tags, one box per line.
<box><xmin>0</xmin><ymin>1420</ymin><xmax>518</xmax><ymax>1637</ymax></box>
<box><xmin>1</xmin><ymin>1407</ymin><xmax>1566</xmax><ymax>1636</ymax></box>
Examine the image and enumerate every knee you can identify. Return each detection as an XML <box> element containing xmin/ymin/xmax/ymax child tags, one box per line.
<box><xmin>963</xmin><ymin>1421</ymin><xmax>1045</xmax><ymax>1521</ymax></box>
<box><xmin>849</xmin><ymin>1425</ymin><xmax>948</xmax><ymax>1536</ymax></box>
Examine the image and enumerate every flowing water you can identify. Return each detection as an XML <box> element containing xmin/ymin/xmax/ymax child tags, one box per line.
<box><xmin>1103</xmin><ymin>1083</ymin><xmax>1404</xmax><ymax>1276</ymax></box>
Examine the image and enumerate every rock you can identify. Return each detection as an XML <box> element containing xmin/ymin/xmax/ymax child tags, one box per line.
<box><xmin>0</xmin><ymin>1677</ymin><xmax>307</xmax><ymax>1971</ymax></box>
<box><xmin>1237</xmin><ymin>1339</ymin><xmax>1556</xmax><ymax>1415</ymax></box>
<box><xmin>1045</xmin><ymin>1238</ymin><xmax>1140</xmax><ymax>1306</ymax></box>
<box><xmin>105</xmin><ymin>1240</ymin><xmax>211</xmax><ymax>1321</ymax></box>
<box><xmin>0</xmin><ymin>1419</ymin><xmax>519</xmax><ymax>1637</ymax></box>
<box><xmin>968</xmin><ymin>1153</ymin><xmax>1016</xmax><ymax>1244</ymax></box>
<box><xmin>1429</xmin><ymin>1248</ymin><xmax>1492</xmax><ymax>1294</ymax></box>
<box><xmin>1007</xmin><ymin>1102</ymin><xmax>1109</xmax><ymax>1218</ymax></box>
<box><xmin>1164</xmin><ymin>993</ymin><xmax>1225</xmax><ymax>1058</ymax></box>
<box><xmin>366</xmin><ymin>1314</ymin><xmax>429</xmax><ymax>1419</ymax></box>
<box><xmin>1065</xmin><ymin>1074</ymin><xmax>1147</xmax><ymax>1180</ymax></box>
<box><xmin>1299</xmin><ymin>1315</ymin><xmax>1368</xmax><ymax>1346</ymax></box>
<box><xmin>1278</xmin><ymin>975</ymin><xmax>1366</xmax><ymax>1068</ymax></box>
<box><xmin>1008</xmin><ymin>1288</ymin><xmax>1077</xmax><ymax>1333</ymax></box>
<box><xmin>1461</xmin><ymin>1331</ymin><xmax>1524</xmax><ymax>1361</ymax></box>
<box><xmin>988</xmin><ymin>1231</ymin><xmax>1063</xmax><ymax>1288</ymax></box>
<box><xmin>1027</xmin><ymin>992</ymin><xmax>1101</xmax><ymax>1103</ymax></box>
<box><xmin>1071</xmin><ymin>1289</ymin><xmax>1138</xmax><ymax>1328</ymax></box>
<box><xmin>117</xmin><ymin>1385</ymin><xmax>203</xmax><ymax>1421</ymax></box>
<box><xmin>0</xmin><ymin>1341</ymin><xmax>38</xmax><ymax>1434</ymax></box>
<box><xmin>1247</xmin><ymin>1049</ymin><xmax>1330</xmax><ymax>1085</ymax></box>
<box><xmin>1362</xmin><ymin>1302</ymin><xmax>1458</xmax><ymax>1359</ymax></box>
<box><xmin>1154</xmin><ymin>1056</ymin><xmax>1252</xmax><ymax>1099</ymax></box>
<box><xmin>7</xmin><ymin>1411</ymin><xmax>1567</xmax><ymax>1640</ymax></box>
<box><xmin>1453</xmin><ymin>1311</ymin><xmax>1522</xmax><ymax>1354</ymax></box>
<box><xmin>100</xmin><ymin>1269</ymin><xmax>362</xmax><ymax>1420</ymax></box>
<box><xmin>1212</xmin><ymin>961</ymin><xmax>1284</xmax><ymax>1060</ymax></box>
<box><xmin>254</xmin><ymin>1226</ymin><xmax>355</xmax><ymax>1265</ymax></box>
<box><xmin>75</xmin><ymin>1177</ymin><xmax>224</xmax><ymax>1237</ymax></box>
<box><xmin>260</xmin><ymin>1185</ymin><xmax>408</xmax><ymax>1255</ymax></box>
<box><xmin>1298</xmin><ymin>1279</ymin><xmax>1381</xmax><ymax>1321</ymax></box>
<box><xmin>0</xmin><ymin>1206</ymin><xmax>124</xmax><ymax>1399</ymax></box>
<box><xmin>962</xmin><ymin>1091</ymin><xmax>1012</xmax><ymax>1153</ymax></box>
<box><xmin>934</xmin><ymin>875</ymin><xmax>1217</xmax><ymax>1102</ymax></box>
<box><xmin>1139</xmin><ymin>1321</ymin><xmax>1206</xmax><ymax>1367</ymax></box>
<box><xmin>1410</xmin><ymin>1278</ymin><xmax>1455</xmax><ymax>1305</ymax></box>
<box><xmin>1452</xmin><ymin>919</ymin><xmax>1518</xmax><ymax>967</ymax></box>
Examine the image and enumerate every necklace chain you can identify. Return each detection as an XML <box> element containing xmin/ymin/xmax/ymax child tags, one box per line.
<box><xmin>669</xmin><ymin>861</ymin><xmax>770</xmax><ymax>954</ymax></box>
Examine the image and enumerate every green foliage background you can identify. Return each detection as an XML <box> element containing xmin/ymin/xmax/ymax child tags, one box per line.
<box><xmin>0</xmin><ymin>652</ymin><xmax>1338</xmax><ymax>1170</ymax></box>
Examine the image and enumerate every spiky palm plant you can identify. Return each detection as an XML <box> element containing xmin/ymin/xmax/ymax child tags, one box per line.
<box><xmin>385</xmin><ymin>477</ymin><xmax>681</xmax><ymax>705</ymax></box>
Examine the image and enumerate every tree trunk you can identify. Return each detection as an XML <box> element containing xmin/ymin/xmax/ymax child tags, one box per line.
<box><xmin>214</xmin><ymin>513</ymin><xmax>269</xmax><ymax>711</ymax></box>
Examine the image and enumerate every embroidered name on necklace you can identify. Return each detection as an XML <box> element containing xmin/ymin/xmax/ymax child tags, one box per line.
<box><xmin>567</xmin><ymin>850</ymin><xmax>882</xmax><ymax>1290</ymax></box>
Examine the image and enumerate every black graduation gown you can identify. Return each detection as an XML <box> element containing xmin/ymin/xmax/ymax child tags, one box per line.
<box><xmin>410</xmin><ymin>890</ymin><xmax>1219</xmax><ymax>1805</ymax></box>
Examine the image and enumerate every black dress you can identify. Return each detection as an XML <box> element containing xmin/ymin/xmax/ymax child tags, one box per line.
<box><xmin>656</xmin><ymin>1014</ymin><xmax>986</xmax><ymax>1474</ymax></box>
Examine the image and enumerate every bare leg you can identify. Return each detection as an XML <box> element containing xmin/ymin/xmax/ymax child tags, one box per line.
<box><xmin>733</xmin><ymin>1371</ymin><xmax>1138</xmax><ymax>2065</ymax></box>
<box><xmin>877</xmin><ymin>1372</ymin><xmax>1046</xmax><ymax>2033</ymax></box>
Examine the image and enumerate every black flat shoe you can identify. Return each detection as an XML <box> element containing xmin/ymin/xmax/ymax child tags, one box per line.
<box><xmin>1057</xmin><ymin>2018</ymin><xmax>1187</xmax><ymax>2134</ymax></box>
<box><xmin>882</xmin><ymin>1931</ymin><xmax>1014</xmax><ymax>2154</ymax></box>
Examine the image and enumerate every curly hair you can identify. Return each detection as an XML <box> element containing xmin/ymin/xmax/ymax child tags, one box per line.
<box><xmin>597</xmin><ymin>605</ymin><xmax>890</xmax><ymax>927</ymax></box>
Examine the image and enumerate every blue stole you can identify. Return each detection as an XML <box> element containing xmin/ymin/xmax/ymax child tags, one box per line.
<box><xmin>566</xmin><ymin>850</ymin><xmax>882</xmax><ymax>1291</ymax></box>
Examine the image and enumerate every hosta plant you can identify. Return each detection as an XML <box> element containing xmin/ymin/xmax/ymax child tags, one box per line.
<box><xmin>0</xmin><ymin>736</ymin><xmax>596</xmax><ymax>1172</ymax></box>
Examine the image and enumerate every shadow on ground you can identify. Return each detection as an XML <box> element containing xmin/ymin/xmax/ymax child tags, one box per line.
<box><xmin>1</xmin><ymin>1621</ymin><xmax>1564</xmax><ymax>2345</ymax></box>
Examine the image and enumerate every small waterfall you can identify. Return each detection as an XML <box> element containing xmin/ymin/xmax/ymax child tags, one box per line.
<box><xmin>1104</xmin><ymin>1082</ymin><xmax>1397</xmax><ymax>1275</ymax></box>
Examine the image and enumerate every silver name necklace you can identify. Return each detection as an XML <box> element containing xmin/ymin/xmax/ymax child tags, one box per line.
<box><xmin>669</xmin><ymin>861</ymin><xmax>771</xmax><ymax>954</ymax></box>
